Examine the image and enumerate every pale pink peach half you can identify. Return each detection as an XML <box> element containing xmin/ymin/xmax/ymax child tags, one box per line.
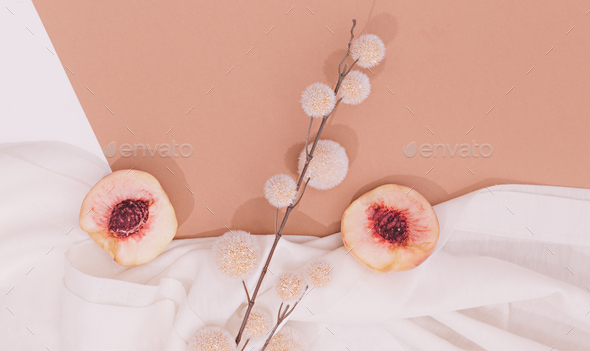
<box><xmin>79</xmin><ymin>169</ymin><xmax>177</xmax><ymax>266</ymax></box>
<box><xmin>341</xmin><ymin>184</ymin><xmax>439</xmax><ymax>273</ymax></box>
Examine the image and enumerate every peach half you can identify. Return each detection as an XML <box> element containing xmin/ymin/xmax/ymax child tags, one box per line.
<box><xmin>341</xmin><ymin>184</ymin><xmax>439</xmax><ymax>273</ymax></box>
<box><xmin>79</xmin><ymin>169</ymin><xmax>177</xmax><ymax>266</ymax></box>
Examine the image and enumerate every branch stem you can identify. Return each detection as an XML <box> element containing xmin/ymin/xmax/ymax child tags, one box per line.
<box><xmin>291</xmin><ymin>178</ymin><xmax>310</xmax><ymax>208</ymax></box>
<box><xmin>240</xmin><ymin>339</ymin><xmax>250</xmax><ymax>351</ymax></box>
<box><xmin>260</xmin><ymin>286</ymin><xmax>309</xmax><ymax>351</ymax></box>
<box><xmin>304</xmin><ymin>116</ymin><xmax>314</xmax><ymax>157</ymax></box>
<box><xmin>234</xmin><ymin>19</ymin><xmax>357</xmax><ymax>346</ymax></box>
<box><xmin>335</xmin><ymin>19</ymin><xmax>358</xmax><ymax>94</ymax></box>
<box><xmin>277</xmin><ymin>302</ymin><xmax>284</xmax><ymax>321</ymax></box>
<box><xmin>242</xmin><ymin>280</ymin><xmax>251</xmax><ymax>304</ymax></box>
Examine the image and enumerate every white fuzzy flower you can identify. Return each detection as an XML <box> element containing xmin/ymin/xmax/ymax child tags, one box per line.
<box><xmin>351</xmin><ymin>34</ymin><xmax>386</xmax><ymax>68</ymax></box>
<box><xmin>301</xmin><ymin>83</ymin><xmax>336</xmax><ymax>118</ymax></box>
<box><xmin>338</xmin><ymin>70</ymin><xmax>371</xmax><ymax>105</ymax></box>
<box><xmin>298</xmin><ymin>140</ymin><xmax>349</xmax><ymax>190</ymax></box>
<box><xmin>264</xmin><ymin>174</ymin><xmax>298</xmax><ymax>208</ymax></box>
<box><xmin>276</xmin><ymin>272</ymin><xmax>305</xmax><ymax>301</ymax></box>
<box><xmin>304</xmin><ymin>260</ymin><xmax>333</xmax><ymax>288</ymax></box>
<box><xmin>266</xmin><ymin>327</ymin><xmax>304</xmax><ymax>351</ymax></box>
<box><xmin>212</xmin><ymin>230</ymin><xmax>259</xmax><ymax>279</ymax></box>
<box><xmin>187</xmin><ymin>326</ymin><xmax>236</xmax><ymax>351</ymax></box>
<box><xmin>243</xmin><ymin>307</ymin><xmax>272</xmax><ymax>338</ymax></box>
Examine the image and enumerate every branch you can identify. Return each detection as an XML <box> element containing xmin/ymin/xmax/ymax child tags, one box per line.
<box><xmin>282</xmin><ymin>305</ymin><xmax>290</xmax><ymax>319</ymax></box>
<box><xmin>234</xmin><ymin>19</ymin><xmax>357</xmax><ymax>346</ymax></box>
<box><xmin>345</xmin><ymin>58</ymin><xmax>360</xmax><ymax>76</ymax></box>
<box><xmin>277</xmin><ymin>302</ymin><xmax>284</xmax><ymax>322</ymax></box>
<box><xmin>274</xmin><ymin>208</ymin><xmax>278</xmax><ymax>234</ymax></box>
<box><xmin>304</xmin><ymin>116</ymin><xmax>314</xmax><ymax>157</ymax></box>
<box><xmin>338</xmin><ymin>19</ymin><xmax>357</xmax><ymax>78</ymax></box>
<box><xmin>295</xmin><ymin>98</ymin><xmax>342</xmax><ymax>190</ymax></box>
<box><xmin>236</xmin><ymin>98</ymin><xmax>342</xmax><ymax>344</ymax></box>
<box><xmin>260</xmin><ymin>286</ymin><xmax>309</xmax><ymax>351</ymax></box>
<box><xmin>335</xmin><ymin>19</ymin><xmax>358</xmax><ymax>94</ymax></box>
<box><xmin>242</xmin><ymin>280</ymin><xmax>251</xmax><ymax>304</ymax></box>
<box><xmin>291</xmin><ymin>177</ymin><xmax>310</xmax><ymax>208</ymax></box>
<box><xmin>240</xmin><ymin>338</ymin><xmax>250</xmax><ymax>351</ymax></box>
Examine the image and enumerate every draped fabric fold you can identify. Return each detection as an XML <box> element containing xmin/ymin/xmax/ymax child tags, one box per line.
<box><xmin>1</xmin><ymin>142</ymin><xmax>589</xmax><ymax>350</ymax></box>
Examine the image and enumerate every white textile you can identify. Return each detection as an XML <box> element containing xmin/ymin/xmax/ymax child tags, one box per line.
<box><xmin>1</xmin><ymin>142</ymin><xmax>589</xmax><ymax>351</ymax></box>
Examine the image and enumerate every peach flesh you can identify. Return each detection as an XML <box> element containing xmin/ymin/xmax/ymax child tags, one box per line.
<box><xmin>341</xmin><ymin>184</ymin><xmax>439</xmax><ymax>273</ymax></box>
<box><xmin>108</xmin><ymin>199</ymin><xmax>150</xmax><ymax>237</ymax></box>
<box><xmin>364</xmin><ymin>200</ymin><xmax>433</xmax><ymax>255</ymax></box>
<box><xmin>79</xmin><ymin>169</ymin><xmax>177</xmax><ymax>266</ymax></box>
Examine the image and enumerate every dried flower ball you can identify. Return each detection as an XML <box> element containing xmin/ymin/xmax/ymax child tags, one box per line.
<box><xmin>298</xmin><ymin>140</ymin><xmax>349</xmax><ymax>190</ymax></box>
<box><xmin>304</xmin><ymin>260</ymin><xmax>333</xmax><ymax>288</ymax></box>
<box><xmin>266</xmin><ymin>327</ymin><xmax>304</xmax><ymax>351</ymax></box>
<box><xmin>212</xmin><ymin>230</ymin><xmax>259</xmax><ymax>279</ymax></box>
<box><xmin>243</xmin><ymin>307</ymin><xmax>272</xmax><ymax>338</ymax></box>
<box><xmin>187</xmin><ymin>326</ymin><xmax>236</xmax><ymax>351</ymax></box>
<box><xmin>351</xmin><ymin>34</ymin><xmax>386</xmax><ymax>68</ymax></box>
<box><xmin>264</xmin><ymin>174</ymin><xmax>298</xmax><ymax>209</ymax></box>
<box><xmin>276</xmin><ymin>272</ymin><xmax>305</xmax><ymax>301</ymax></box>
<box><xmin>301</xmin><ymin>82</ymin><xmax>336</xmax><ymax>118</ymax></box>
<box><xmin>338</xmin><ymin>70</ymin><xmax>371</xmax><ymax>105</ymax></box>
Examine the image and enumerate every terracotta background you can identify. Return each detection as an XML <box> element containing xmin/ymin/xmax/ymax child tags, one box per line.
<box><xmin>33</xmin><ymin>0</ymin><xmax>590</xmax><ymax>238</ymax></box>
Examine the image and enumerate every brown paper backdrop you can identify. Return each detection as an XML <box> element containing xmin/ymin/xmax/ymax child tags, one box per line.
<box><xmin>34</xmin><ymin>0</ymin><xmax>590</xmax><ymax>238</ymax></box>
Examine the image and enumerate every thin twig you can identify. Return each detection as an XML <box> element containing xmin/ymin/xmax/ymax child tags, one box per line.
<box><xmin>235</xmin><ymin>235</ymin><xmax>281</xmax><ymax>344</ymax></box>
<box><xmin>263</xmin><ymin>323</ymin><xmax>281</xmax><ymax>348</ymax></box>
<box><xmin>282</xmin><ymin>299</ymin><xmax>301</xmax><ymax>319</ymax></box>
<box><xmin>236</xmin><ymin>99</ymin><xmax>340</xmax><ymax>345</ymax></box>
<box><xmin>304</xmin><ymin>117</ymin><xmax>314</xmax><ymax>157</ymax></box>
<box><xmin>296</xmin><ymin>98</ymin><xmax>342</xmax><ymax>191</ymax></box>
<box><xmin>277</xmin><ymin>302</ymin><xmax>284</xmax><ymax>321</ymax></box>
<box><xmin>338</xmin><ymin>19</ymin><xmax>357</xmax><ymax>78</ymax></box>
<box><xmin>261</xmin><ymin>287</ymin><xmax>309</xmax><ymax>351</ymax></box>
<box><xmin>292</xmin><ymin>178</ymin><xmax>310</xmax><ymax>208</ymax></box>
<box><xmin>335</xmin><ymin>19</ymin><xmax>358</xmax><ymax>94</ymax></box>
<box><xmin>242</xmin><ymin>281</ymin><xmax>251</xmax><ymax>303</ymax></box>
<box><xmin>234</xmin><ymin>19</ymin><xmax>357</xmax><ymax>346</ymax></box>
<box><xmin>240</xmin><ymin>339</ymin><xmax>250</xmax><ymax>351</ymax></box>
<box><xmin>345</xmin><ymin>58</ymin><xmax>359</xmax><ymax>76</ymax></box>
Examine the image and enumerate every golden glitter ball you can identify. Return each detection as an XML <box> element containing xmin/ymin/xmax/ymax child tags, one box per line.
<box><xmin>338</xmin><ymin>70</ymin><xmax>371</xmax><ymax>105</ymax></box>
<box><xmin>304</xmin><ymin>260</ymin><xmax>333</xmax><ymax>288</ymax></box>
<box><xmin>243</xmin><ymin>307</ymin><xmax>272</xmax><ymax>338</ymax></box>
<box><xmin>187</xmin><ymin>326</ymin><xmax>236</xmax><ymax>351</ymax></box>
<box><xmin>301</xmin><ymin>82</ymin><xmax>336</xmax><ymax>118</ymax></box>
<box><xmin>351</xmin><ymin>34</ymin><xmax>386</xmax><ymax>69</ymax></box>
<box><xmin>266</xmin><ymin>327</ymin><xmax>304</xmax><ymax>351</ymax></box>
<box><xmin>298</xmin><ymin>139</ymin><xmax>349</xmax><ymax>190</ymax></box>
<box><xmin>212</xmin><ymin>230</ymin><xmax>259</xmax><ymax>279</ymax></box>
<box><xmin>276</xmin><ymin>272</ymin><xmax>305</xmax><ymax>301</ymax></box>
